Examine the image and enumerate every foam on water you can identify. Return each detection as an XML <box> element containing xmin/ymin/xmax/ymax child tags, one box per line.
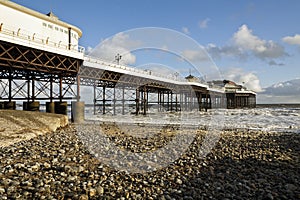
<box><xmin>85</xmin><ymin>106</ymin><xmax>300</xmax><ymax>133</ymax></box>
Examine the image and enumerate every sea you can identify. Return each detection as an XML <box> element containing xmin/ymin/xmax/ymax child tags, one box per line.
<box><xmin>15</xmin><ymin>103</ymin><xmax>299</xmax><ymax>134</ymax></box>
<box><xmin>83</xmin><ymin>104</ymin><xmax>300</xmax><ymax>134</ymax></box>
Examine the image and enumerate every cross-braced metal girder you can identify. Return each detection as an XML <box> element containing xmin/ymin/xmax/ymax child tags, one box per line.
<box><xmin>0</xmin><ymin>40</ymin><xmax>83</xmax><ymax>102</ymax></box>
<box><xmin>0</xmin><ymin>40</ymin><xmax>81</xmax><ymax>75</ymax></box>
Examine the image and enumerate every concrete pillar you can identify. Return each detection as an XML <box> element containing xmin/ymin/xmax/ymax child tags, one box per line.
<box><xmin>23</xmin><ymin>101</ymin><xmax>40</xmax><ymax>111</ymax></box>
<box><xmin>0</xmin><ymin>102</ymin><xmax>4</xmax><ymax>109</ymax></box>
<box><xmin>55</xmin><ymin>101</ymin><xmax>68</xmax><ymax>115</ymax></box>
<box><xmin>46</xmin><ymin>102</ymin><xmax>55</xmax><ymax>113</ymax></box>
<box><xmin>4</xmin><ymin>101</ymin><xmax>16</xmax><ymax>110</ymax></box>
<box><xmin>71</xmin><ymin>101</ymin><xmax>85</xmax><ymax>123</ymax></box>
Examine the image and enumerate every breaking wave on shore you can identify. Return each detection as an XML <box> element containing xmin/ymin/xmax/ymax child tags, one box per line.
<box><xmin>85</xmin><ymin>106</ymin><xmax>300</xmax><ymax>134</ymax></box>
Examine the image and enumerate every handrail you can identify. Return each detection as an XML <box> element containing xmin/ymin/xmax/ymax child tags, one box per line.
<box><xmin>83</xmin><ymin>55</ymin><xmax>188</xmax><ymax>82</ymax></box>
<box><xmin>0</xmin><ymin>23</ymin><xmax>85</xmax><ymax>53</ymax></box>
<box><xmin>83</xmin><ymin>56</ymin><xmax>231</xmax><ymax>93</ymax></box>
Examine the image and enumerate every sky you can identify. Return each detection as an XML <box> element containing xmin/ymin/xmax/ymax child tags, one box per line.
<box><xmin>9</xmin><ymin>0</ymin><xmax>300</xmax><ymax>103</ymax></box>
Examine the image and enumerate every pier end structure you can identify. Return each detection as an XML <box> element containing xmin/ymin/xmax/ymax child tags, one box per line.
<box><xmin>209</xmin><ymin>80</ymin><xmax>256</xmax><ymax>109</ymax></box>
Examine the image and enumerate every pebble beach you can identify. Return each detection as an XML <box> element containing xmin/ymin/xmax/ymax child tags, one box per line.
<box><xmin>0</xmin><ymin>115</ymin><xmax>299</xmax><ymax>199</ymax></box>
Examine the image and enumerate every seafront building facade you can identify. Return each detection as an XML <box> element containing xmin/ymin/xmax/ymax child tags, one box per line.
<box><xmin>0</xmin><ymin>0</ymin><xmax>83</xmax><ymax>56</ymax></box>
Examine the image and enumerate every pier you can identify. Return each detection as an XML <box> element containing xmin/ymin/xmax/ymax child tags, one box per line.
<box><xmin>0</xmin><ymin>0</ymin><xmax>256</xmax><ymax>122</ymax></box>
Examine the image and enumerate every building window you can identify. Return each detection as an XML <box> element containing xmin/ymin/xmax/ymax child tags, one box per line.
<box><xmin>43</xmin><ymin>22</ymin><xmax>47</xmax><ymax>27</ymax></box>
<box><xmin>55</xmin><ymin>27</ymin><xmax>59</xmax><ymax>31</ymax></box>
<box><xmin>60</xmin><ymin>28</ymin><xmax>63</xmax><ymax>32</ymax></box>
<box><xmin>48</xmin><ymin>24</ymin><xmax>53</xmax><ymax>29</ymax></box>
<box><xmin>64</xmin><ymin>30</ymin><xmax>68</xmax><ymax>34</ymax></box>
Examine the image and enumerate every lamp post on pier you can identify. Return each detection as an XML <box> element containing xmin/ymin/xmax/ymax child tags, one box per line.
<box><xmin>115</xmin><ymin>53</ymin><xmax>122</xmax><ymax>65</ymax></box>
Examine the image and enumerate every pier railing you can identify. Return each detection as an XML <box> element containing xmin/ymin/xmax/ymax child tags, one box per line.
<box><xmin>0</xmin><ymin>23</ymin><xmax>85</xmax><ymax>53</ymax></box>
<box><xmin>83</xmin><ymin>56</ymin><xmax>227</xmax><ymax>92</ymax></box>
<box><xmin>84</xmin><ymin>55</ymin><xmax>188</xmax><ymax>83</ymax></box>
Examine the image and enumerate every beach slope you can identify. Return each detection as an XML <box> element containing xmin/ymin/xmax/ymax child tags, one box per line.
<box><xmin>0</xmin><ymin>110</ymin><xmax>68</xmax><ymax>148</ymax></box>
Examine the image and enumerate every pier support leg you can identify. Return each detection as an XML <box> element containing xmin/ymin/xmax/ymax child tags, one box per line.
<box><xmin>71</xmin><ymin>74</ymin><xmax>85</xmax><ymax>123</ymax></box>
<box><xmin>199</xmin><ymin>93</ymin><xmax>202</xmax><ymax>111</ymax></box>
<box><xmin>143</xmin><ymin>86</ymin><xmax>147</xmax><ymax>115</ymax></box>
<box><xmin>170</xmin><ymin>92</ymin><xmax>173</xmax><ymax>111</ymax></box>
<box><xmin>71</xmin><ymin>101</ymin><xmax>85</xmax><ymax>123</ymax></box>
<box><xmin>4</xmin><ymin>101</ymin><xmax>16</xmax><ymax>110</ymax></box>
<box><xmin>205</xmin><ymin>94</ymin><xmax>208</xmax><ymax>112</ymax></box>
<box><xmin>135</xmin><ymin>88</ymin><xmax>140</xmax><ymax>115</ymax></box>
<box><xmin>122</xmin><ymin>87</ymin><xmax>125</xmax><ymax>115</ymax></box>
<box><xmin>50</xmin><ymin>75</ymin><xmax>53</xmax><ymax>103</ymax></box>
<box><xmin>157</xmin><ymin>90</ymin><xmax>160</xmax><ymax>112</ymax></box>
<box><xmin>46</xmin><ymin>76</ymin><xmax>55</xmax><ymax>113</ymax></box>
<box><xmin>175</xmin><ymin>94</ymin><xmax>178</xmax><ymax>112</ymax></box>
<box><xmin>180</xmin><ymin>92</ymin><xmax>183</xmax><ymax>112</ymax></box>
<box><xmin>113</xmin><ymin>87</ymin><xmax>116</xmax><ymax>115</ymax></box>
<box><xmin>77</xmin><ymin>75</ymin><xmax>80</xmax><ymax>102</ymax></box>
<box><xmin>8</xmin><ymin>70</ymin><xmax>12</xmax><ymax>103</ymax></box>
<box><xmin>5</xmin><ymin>70</ymin><xmax>16</xmax><ymax>110</ymax></box>
<box><xmin>146</xmin><ymin>88</ymin><xmax>149</xmax><ymax>112</ymax></box>
<box><xmin>162</xmin><ymin>91</ymin><xmax>165</xmax><ymax>111</ymax></box>
<box><xmin>93</xmin><ymin>84</ymin><xmax>96</xmax><ymax>115</ymax></box>
<box><xmin>46</xmin><ymin>102</ymin><xmax>55</xmax><ymax>113</ymax></box>
<box><xmin>59</xmin><ymin>76</ymin><xmax>63</xmax><ymax>102</ymax></box>
<box><xmin>55</xmin><ymin>101</ymin><xmax>68</xmax><ymax>115</ymax></box>
<box><xmin>23</xmin><ymin>101</ymin><xmax>40</xmax><ymax>111</ymax></box>
<box><xmin>184</xmin><ymin>92</ymin><xmax>188</xmax><ymax>111</ymax></box>
<box><xmin>27</xmin><ymin>74</ymin><xmax>30</xmax><ymax>103</ymax></box>
<box><xmin>189</xmin><ymin>90</ymin><xmax>193</xmax><ymax>111</ymax></box>
<box><xmin>32</xmin><ymin>77</ymin><xmax>35</xmax><ymax>102</ymax></box>
<box><xmin>102</xmin><ymin>86</ymin><xmax>106</xmax><ymax>115</ymax></box>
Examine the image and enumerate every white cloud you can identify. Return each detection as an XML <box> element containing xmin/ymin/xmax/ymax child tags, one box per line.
<box><xmin>206</xmin><ymin>25</ymin><xmax>288</xmax><ymax>65</ymax></box>
<box><xmin>182</xmin><ymin>27</ymin><xmax>190</xmax><ymax>34</ymax></box>
<box><xmin>88</xmin><ymin>32</ymin><xmax>140</xmax><ymax>65</ymax></box>
<box><xmin>232</xmin><ymin>24</ymin><xmax>286</xmax><ymax>59</ymax></box>
<box><xmin>282</xmin><ymin>34</ymin><xmax>300</xmax><ymax>46</ymax></box>
<box><xmin>222</xmin><ymin>68</ymin><xmax>263</xmax><ymax>92</ymax></box>
<box><xmin>199</xmin><ymin>18</ymin><xmax>210</xmax><ymax>29</ymax></box>
<box><xmin>233</xmin><ymin>25</ymin><xmax>265</xmax><ymax>52</ymax></box>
